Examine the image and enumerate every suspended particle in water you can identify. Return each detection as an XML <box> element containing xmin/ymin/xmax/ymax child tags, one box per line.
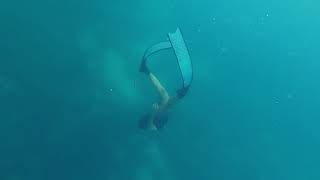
<box><xmin>287</xmin><ymin>93</ymin><xmax>294</xmax><ymax>99</ymax></box>
<box><xmin>212</xmin><ymin>17</ymin><xmax>216</xmax><ymax>24</ymax></box>
<box><xmin>259</xmin><ymin>17</ymin><xmax>266</xmax><ymax>24</ymax></box>
<box><xmin>273</xmin><ymin>97</ymin><xmax>280</xmax><ymax>104</ymax></box>
<box><xmin>220</xmin><ymin>47</ymin><xmax>228</xmax><ymax>55</ymax></box>
<box><xmin>221</xmin><ymin>47</ymin><xmax>228</xmax><ymax>52</ymax></box>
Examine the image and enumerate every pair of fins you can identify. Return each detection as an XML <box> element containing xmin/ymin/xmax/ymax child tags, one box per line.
<box><xmin>139</xmin><ymin>28</ymin><xmax>193</xmax><ymax>98</ymax></box>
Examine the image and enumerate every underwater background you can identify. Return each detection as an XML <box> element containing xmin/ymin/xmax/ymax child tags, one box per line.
<box><xmin>1</xmin><ymin>0</ymin><xmax>320</xmax><ymax>179</ymax></box>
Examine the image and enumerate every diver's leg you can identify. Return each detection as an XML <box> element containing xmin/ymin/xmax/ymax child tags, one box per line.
<box><xmin>148</xmin><ymin>73</ymin><xmax>170</xmax><ymax>104</ymax></box>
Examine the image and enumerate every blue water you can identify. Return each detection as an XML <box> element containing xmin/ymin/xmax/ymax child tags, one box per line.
<box><xmin>1</xmin><ymin>0</ymin><xmax>320</xmax><ymax>179</ymax></box>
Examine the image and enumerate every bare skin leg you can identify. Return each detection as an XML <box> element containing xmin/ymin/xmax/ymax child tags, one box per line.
<box><xmin>148</xmin><ymin>73</ymin><xmax>170</xmax><ymax>106</ymax></box>
<box><xmin>140</xmin><ymin>60</ymin><xmax>170</xmax><ymax>104</ymax></box>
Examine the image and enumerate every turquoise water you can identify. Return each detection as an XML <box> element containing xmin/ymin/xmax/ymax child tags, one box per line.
<box><xmin>1</xmin><ymin>0</ymin><xmax>320</xmax><ymax>179</ymax></box>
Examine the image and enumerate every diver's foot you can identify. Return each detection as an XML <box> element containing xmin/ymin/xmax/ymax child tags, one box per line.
<box><xmin>177</xmin><ymin>87</ymin><xmax>189</xmax><ymax>99</ymax></box>
<box><xmin>139</xmin><ymin>61</ymin><xmax>150</xmax><ymax>75</ymax></box>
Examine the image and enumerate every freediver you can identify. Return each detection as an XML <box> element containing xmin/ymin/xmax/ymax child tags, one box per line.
<box><xmin>138</xmin><ymin>28</ymin><xmax>192</xmax><ymax>131</ymax></box>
